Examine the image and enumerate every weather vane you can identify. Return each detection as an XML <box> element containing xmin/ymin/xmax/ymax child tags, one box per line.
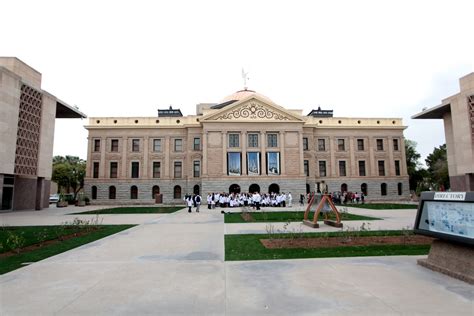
<box><xmin>241</xmin><ymin>68</ymin><xmax>249</xmax><ymax>90</ymax></box>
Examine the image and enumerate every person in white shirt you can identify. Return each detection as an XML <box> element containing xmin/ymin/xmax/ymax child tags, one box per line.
<box><xmin>288</xmin><ymin>192</ymin><xmax>293</xmax><ymax>207</ymax></box>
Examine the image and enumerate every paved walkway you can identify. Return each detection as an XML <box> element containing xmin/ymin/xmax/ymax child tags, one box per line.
<box><xmin>0</xmin><ymin>206</ymin><xmax>472</xmax><ymax>315</ymax></box>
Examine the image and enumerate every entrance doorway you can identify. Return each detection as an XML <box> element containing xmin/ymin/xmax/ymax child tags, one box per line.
<box><xmin>1</xmin><ymin>187</ymin><xmax>13</xmax><ymax>210</ymax></box>
<box><xmin>269</xmin><ymin>183</ymin><xmax>280</xmax><ymax>194</ymax></box>
<box><xmin>229</xmin><ymin>184</ymin><xmax>241</xmax><ymax>194</ymax></box>
<box><xmin>249</xmin><ymin>183</ymin><xmax>260</xmax><ymax>193</ymax></box>
<box><xmin>193</xmin><ymin>185</ymin><xmax>200</xmax><ymax>195</ymax></box>
<box><xmin>341</xmin><ymin>183</ymin><xmax>348</xmax><ymax>193</ymax></box>
<box><xmin>361</xmin><ymin>183</ymin><xmax>368</xmax><ymax>195</ymax></box>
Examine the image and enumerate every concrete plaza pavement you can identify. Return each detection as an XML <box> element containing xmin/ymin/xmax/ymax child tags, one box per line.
<box><xmin>0</xmin><ymin>205</ymin><xmax>473</xmax><ymax>315</ymax></box>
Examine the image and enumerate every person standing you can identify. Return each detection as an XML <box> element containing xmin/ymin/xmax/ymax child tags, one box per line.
<box><xmin>288</xmin><ymin>192</ymin><xmax>292</xmax><ymax>207</ymax></box>
<box><xmin>185</xmin><ymin>195</ymin><xmax>193</xmax><ymax>213</ymax></box>
<box><xmin>195</xmin><ymin>193</ymin><xmax>202</xmax><ymax>212</ymax></box>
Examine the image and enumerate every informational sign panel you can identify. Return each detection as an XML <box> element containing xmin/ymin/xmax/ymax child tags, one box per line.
<box><xmin>414</xmin><ymin>191</ymin><xmax>474</xmax><ymax>245</ymax></box>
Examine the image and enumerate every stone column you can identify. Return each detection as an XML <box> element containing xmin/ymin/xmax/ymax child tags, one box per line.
<box><xmin>281</xmin><ymin>132</ymin><xmax>287</xmax><ymax>174</ymax></box>
<box><xmin>242</xmin><ymin>132</ymin><xmax>247</xmax><ymax>175</ymax></box>
<box><xmin>143</xmin><ymin>137</ymin><xmax>149</xmax><ymax>179</ymax></box>
<box><xmin>202</xmin><ymin>132</ymin><xmax>208</xmax><ymax>176</ymax></box>
<box><xmin>164</xmin><ymin>136</ymin><xmax>170</xmax><ymax>178</ymax></box>
<box><xmin>121</xmin><ymin>137</ymin><xmax>128</xmax><ymax>179</ymax></box>
<box><xmin>330</xmin><ymin>137</ymin><xmax>336</xmax><ymax>177</ymax></box>
<box><xmin>100</xmin><ymin>137</ymin><xmax>106</xmax><ymax>178</ymax></box>
<box><xmin>261</xmin><ymin>132</ymin><xmax>266</xmax><ymax>175</ymax></box>
<box><xmin>388</xmin><ymin>137</ymin><xmax>394</xmax><ymax>176</ymax></box>
<box><xmin>349</xmin><ymin>136</ymin><xmax>356</xmax><ymax>176</ymax></box>
<box><xmin>368</xmin><ymin>136</ymin><xmax>376</xmax><ymax>176</ymax></box>
<box><xmin>222</xmin><ymin>132</ymin><xmax>227</xmax><ymax>175</ymax></box>
<box><xmin>400</xmin><ymin>137</ymin><xmax>408</xmax><ymax>176</ymax></box>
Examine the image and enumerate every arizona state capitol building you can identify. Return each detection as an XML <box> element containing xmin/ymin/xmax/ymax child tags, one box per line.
<box><xmin>84</xmin><ymin>89</ymin><xmax>409</xmax><ymax>204</ymax></box>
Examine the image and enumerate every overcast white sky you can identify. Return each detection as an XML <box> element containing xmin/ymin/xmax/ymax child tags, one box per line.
<box><xmin>2</xmin><ymin>0</ymin><xmax>473</xmax><ymax>164</ymax></box>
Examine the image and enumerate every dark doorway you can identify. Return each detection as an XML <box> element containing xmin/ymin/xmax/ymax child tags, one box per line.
<box><xmin>174</xmin><ymin>186</ymin><xmax>181</xmax><ymax>199</ymax></box>
<box><xmin>193</xmin><ymin>184</ymin><xmax>200</xmax><ymax>195</ymax></box>
<box><xmin>249</xmin><ymin>183</ymin><xmax>260</xmax><ymax>193</ymax></box>
<box><xmin>1</xmin><ymin>187</ymin><xmax>13</xmax><ymax>210</ymax></box>
<box><xmin>397</xmin><ymin>183</ymin><xmax>402</xmax><ymax>196</ymax></box>
<box><xmin>131</xmin><ymin>186</ymin><xmax>138</xmax><ymax>199</ymax></box>
<box><xmin>269</xmin><ymin>183</ymin><xmax>280</xmax><ymax>194</ymax></box>
<box><xmin>341</xmin><ymin>183</ymin><xmax>348</xmax><ymax>193</ymax></box>
<box><xmin>109</xmin><ymin>186</ymin><xmax>116</xmax><ymax>199</ymax></box>
<box><xmin>92</xmin><ymin>186</ymin><xmax>98</xmax><ymax>200</ymax></box>
<box><xmin>229</xmin><ymin>184</ymin><xmax>241</xmax><ymax>194</ymax></box>
<box><xmin>381</xmin><ymin>183</ymin><xmax>387</xmax><ymax>196</ymax></box>
<box><xmin>361</xmin><ymin>183</ymin><xmax>368</xmax><ymax>196</ymax></box>
<box><xmin>152</xmin><ymin>185</ymin><xmax>160</xmax><ymax>198</ymax></box>
<box><xmin>306</xmin><ymin>184</ymin><xmax>311</xmax><ymax>194</ymax></box>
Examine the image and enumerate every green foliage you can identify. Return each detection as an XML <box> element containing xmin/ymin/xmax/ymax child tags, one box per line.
<box><xmin>224</xmin><ymin>211</ymin><xmax>380</xmax><ymax>223</ymax></box>
<box><xmin>71</xmin><ymin>206</ymin><xmax>184</xmax><ymax>214</ymax></box>
<box><xmin>225</xmin><ymin>230</ymin><xmax>431</xmax><ymax>261</ymax></box>
<box><xmin>405</xmin><ymin>140</ymin><xmax>430</xmax><ymax>192</ymax></box>
<box><xmin>5</xmin><ymin>231</ymin><xmax>26</xmax><ymax>254</ymax></box>
<box><xmin>426</xmin><ymin>144</ymin><xmax>449</xmax><ymax>190</ymax></box>
<box><xmin>52</xmin><ymin>155</ymin><xmax>86</xmax><ymax>200</ymax></box>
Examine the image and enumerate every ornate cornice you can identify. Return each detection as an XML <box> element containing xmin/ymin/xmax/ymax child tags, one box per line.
<box><xmin>213</xmin><ymin>101</ymin><xmax>291</xmax><ymax>121</ymax></box>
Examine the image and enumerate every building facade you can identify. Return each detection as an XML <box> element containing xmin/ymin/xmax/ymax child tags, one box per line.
<box><xmin>84</xmin><ymin>90</ymin><xmax>409</xmax><ymax>204</ymax></box>
<box><xmin>413</xmin><ymin>72</ymin><xmax>474</xmax><ymax>191</ymax></box>
<box><xmin>0</xmin><ymin>57</ymin><xmax>85</xmax><ymax>211</ymax></box>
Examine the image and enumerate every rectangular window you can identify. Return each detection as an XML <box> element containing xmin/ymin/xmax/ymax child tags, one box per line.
<box><xmin>357</xmin><ymin>139</ymin><xmax>365</xmax><ymax>151</ymax></box>
<box><xmin>393</xmin><ymin>139</ymin><xmax>399</xmax><ymax>151</ymax></box>
<box><xmin>174</xmin><ymin>139</ymin><xmax>182</xmax><ymax>152</ymax></box>
<box><xmin>395</xmin><ymin>160</ymin><xmax>401</xmax><ymax>176</ymax></box>
<box><xmin>193</xmin><ymin>138</ymin><xmax>201</xmax><ymax>150</ymax></box>
<box><xmin>132</xmin><ymin>139</ymin><xmax>140</xmax><ymax>152</ymax></box>
<box><xmin>339</xmin><ymin>161</ymin><xmax>347</xmax><ymax>176</ymax></box>
<box><xmin>266</xmin><ymin>152</ymin><xmax>280</xmax><ymax>175</ymax></box>
<box><xmin>93</xmin><ymin>162</ymin><xmax>99</xmax><ymax>178</ymax></box>
<box><xmin>174</xmin><ymin>161</ymin><xmax>182</xmax><ymax>178</ymax></box>
<box><xmin>228</xmin><ymin>152</ymin><xmax>242</xmax><ymax>175</ymax></box>
<box><xmin>304</xmin><ymin>160</ymin><xmax>309</xmax><ymax>176</ymax></box>
<box><xmin>94</xmin><ymin>139</ymin><xmax>100</xmax><ymax>152</ymax></box>
<box><xmin>358</xmin><ymin>160</ymin><xmax>366</xmax><ymax>176</ymax></box>
<box><xmin>247</xmin><ymin>152</ymin><xmax>260</xmax><ymax>175</ymax></box>
<box><xmin>378</xmin><ymin>160</ymin><xmax>385</xmax><ymax>176</ymax></box>
<box><xmin>267</xmin><ymin>133</ymin><xmax>278</xmax><ymax>147</ymax></box>
<box><xmin>248</xmin><ymin>133</ymin><xmax>259</xmax><ymax>147</ymax></box>
<box><xmin>319</xmin><ymin>161</ymin><xmax>327</xmax><ymax>177</ymax></box>
<box><xmin>153</xmin><ymin>139</ymin><xmax>161</xmax><ymax>152</ymax></box>
<box><xmin>337</xmin><ymin>139</ymin><xmax>345</xmax><ymax>151</ymax></box>
<box><xmin>193</xmin><ymin>161</ymin><xmax>200</xmax><ymax>178</ymax></box>
<box><xmin>131</xmin><ymin>162</ymin><xmax>139</xmax><ymax>178</ymax></box>
<box><xmin>228</xmin><ymin>134</ymin><xmax>240</xmax><ymax>148</ymax></box>
<box><xmin>110</xmin><ymin>162</ymin><xmax>118</xmax><ymax>178</ymax></box>
<box><xmin>318</xmin><ymin>139</ymin><xmax>326</xmax><ymax>151</ymax></box>
<box><xmin>153</xmin><ymin>162</ymin><xmax>161</xmax><ymax>178</ymax></box>
<box><xmin>376</xmin><ymin>139</ymin><xmax>384</xmax><ymax>151</ymax></box>
<box><xmin>303</xmin><ymin>137</ymin><xmax>309</xmax><ymax>150</ymax></box>
<box><xmin>111</xmin><ymin>139</ymin><xmax>119</xmax><ymax>152</ymax></box>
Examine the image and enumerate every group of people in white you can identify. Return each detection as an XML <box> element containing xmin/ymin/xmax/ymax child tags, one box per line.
<box><xmin>205</xmin><ymin>192</ymin><xmax>293</xmax><ymax>210</ymax></box>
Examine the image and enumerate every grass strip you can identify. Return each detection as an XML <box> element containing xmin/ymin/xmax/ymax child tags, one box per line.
<box><xmin>225</xmin><ymin>230</ymin><xmax>430</xmax><ymax>261</ymax></box>
<box><xmin>0</xmin><ymin>225</ymin><xmax>134</xmax><ymax>275</ymax></box>
<box><xmin>346</xmin><ymin>203</ymin><xmax>418</xmax><ymax>210</ymax></box>
<box><xmin>71</xmin><ymin>206</ymin><xmax>184</xmax><ymax>214</ymax></box>
<box><xmin>224</xmin><ymin>211</ymin><xmax>381</xmax><ymax>223</ymax></box>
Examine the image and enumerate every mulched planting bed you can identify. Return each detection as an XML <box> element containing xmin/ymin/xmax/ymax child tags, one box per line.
<box><xmin>261</xmin><ymin>235</ymin><xmax>434</xmax><ymax>249</ymax></box>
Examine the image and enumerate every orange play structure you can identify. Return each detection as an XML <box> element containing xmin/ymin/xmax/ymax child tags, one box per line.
<box><xmin>303</xmin><ymin>193</ymin><xmax>343</xmax><ymax>228</ymax></box>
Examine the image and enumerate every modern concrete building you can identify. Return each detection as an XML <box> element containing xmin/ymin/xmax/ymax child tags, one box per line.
<box><xmin>84</xmin><ymin>89</ymin><xmax>409</xmax><ymax>204</ymax></box>
<box><xmin>413</xmin><ymin>72</ymin><xmax>474</xmax><ymax>191</ymax></box>
<box><xmin>0</xmin><ymin>57</ymin><xmax>86</xmax><ymax>211</ymax></box>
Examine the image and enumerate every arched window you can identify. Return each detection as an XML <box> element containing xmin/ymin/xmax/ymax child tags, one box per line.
<box><xmin>381</xmin><ymin>183</ymin><xmax>387</xmax><ymax>196</ymax></box>
<box><xmin>397</xmin><ymin>182</ymin><xmax>402</xmax><ymax>196</ymax></box>
<box><xmin>193</xmin><ymin>184</ymin><xmax>200</xmax><ymax>195</ymax></box>
<box><xmin>341</xmin><ymin>183</ymin><xmax>348</xmax><ymax>193</ymax></box>
<box><xmin>229</xmin><ymin>184</ymin><xmax>240</xmax><ymax>194</ymax></box>
<box><xmin>269</xmin><ymin>183</ymin><xmax>280</xmax><ymax>194</ymax></box>
<box><xmin>249</xmin><ymin>183</ymin><xmax>260</xmax><ymax>193</ymax></box>
<box><xmin>152</xmin><ymin>185</ymin><xmax>160</xmax><ymax>198</ymax></box>
<box><xmin>174</xmin><ymin>185</ymin><xmax>181</xmax><ymax>199</ymax></box>
<box><xmin>361</xmin><ymin>183</ymin><xmax>368</xmax><ymax>196</ymax></box>
<box><xmin>91</xmin><ymin>186</ymin><xmax>97</xmax><ymax>200</ymax></box>
<box><xmin>131</xmin><ymin>185</ymin><xmax>138</xmax><ymax>199</ymax></box>
<box><xmin>109</xmin><ymin>186</ymin><xmax>116</xmax><ymax>199</ymax></box>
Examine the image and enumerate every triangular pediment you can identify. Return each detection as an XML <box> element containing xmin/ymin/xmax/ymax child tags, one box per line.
<box><xmin>201</xmin><ymin>95</ymin><xmax>303</xmax><ymax>122</ymax></box>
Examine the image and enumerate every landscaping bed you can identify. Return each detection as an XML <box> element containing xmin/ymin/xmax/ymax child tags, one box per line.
<box><xmin>225</xmin><ymin>230</ymin><xmax>432</xmax><ymax>261</ymax></box>
<box><xmin>0</xmin><ymin>224</ymin><xmax>134</xmax><ymax>274</ymax></box>
<box><xmin>225</xmin><ymin>211</ymin><xmax>381</xmax><ymax>223</ymax></box>
<box><xmin>346</xmin><ymin>203</ymin><xmax>418</xmax><ymax>210</ymax></box>
<box><xmin>71</xmin><ymin>206</ymin><xmax>184</xmax><ymax>214</ymax></box>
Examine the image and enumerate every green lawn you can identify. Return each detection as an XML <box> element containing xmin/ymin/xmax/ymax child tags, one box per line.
<box><xmin>0</xmin><ymin>225</ymin><xmax>134</xmax><ymax>274</ymax></box>
<box><xmin>71</xmin><ymin>206</ymin><xmax>184</xmax><ymax>214</ymax></box>
<box><xmin>224</xmin><ymin>211</ymin><xmax>381</xmax><ymax>223</ymax></box>
<box><xmin>225</xmin><ymin>230</ymin><xmax>431</xmax><ymax>261</ymax></box>
<box><xmin>346</xmin><ymin>203</ymin><xmax>418</xmax><ymax>210</ymax></box>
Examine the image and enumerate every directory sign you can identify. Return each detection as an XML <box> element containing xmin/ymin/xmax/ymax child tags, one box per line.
<box><xmin>414</xmin><ymin>191</ymin><xmax>474</xmax><ymax>245</ymax></box>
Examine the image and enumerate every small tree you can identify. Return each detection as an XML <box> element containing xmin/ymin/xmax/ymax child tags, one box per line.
<box><xmin>426</xmin><ymin>144</ymin><xmax>449</xmax><ymax>190</ymax></box>
<box><xmin>405</xmin><ymin>139</ymin><xmax>430</xmax><ymax>194</ymax></box>
<box><xmin>52</xmin><ymin>155</ymin><xmax>86</xmax><ymax>200</ymax></box>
